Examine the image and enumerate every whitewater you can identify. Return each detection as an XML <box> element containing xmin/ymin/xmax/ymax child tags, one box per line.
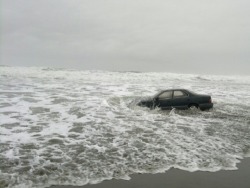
<box><xmin>0</xmin><ymin>66</ymin><xmax>250</xmax><ymax>188</ymax></box>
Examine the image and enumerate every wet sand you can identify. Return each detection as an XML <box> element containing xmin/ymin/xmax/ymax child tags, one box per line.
<box><xmin>51</xmin><ymin>157</ymin><xmax>250</xmax><ymax>188</ymax></box>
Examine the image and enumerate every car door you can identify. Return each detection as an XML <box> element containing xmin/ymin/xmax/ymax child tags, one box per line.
<box><xmin>155</xmin><ymin>91</ymin><xmax>173</xmax><ymax>110</ymax></box>
<box><xmin>171</xmin><ymin>90</ymin><xmax>189</xmax><ymax>109</ymax></box>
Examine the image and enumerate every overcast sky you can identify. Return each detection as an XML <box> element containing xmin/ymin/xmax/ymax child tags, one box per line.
<box><xmin>1</xmin><ymin>0</ymin><xmax>250</xmax><ymax>75</ymax></box>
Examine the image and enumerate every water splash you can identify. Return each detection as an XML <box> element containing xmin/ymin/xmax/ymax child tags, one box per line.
<box><xmin>0</xmin><ymin>67</ymin><xmax>250</xmax><ymax>188</ymax></box>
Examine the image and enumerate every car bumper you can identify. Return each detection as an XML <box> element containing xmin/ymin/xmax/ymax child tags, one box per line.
<box><xmin>199</xmin><ymin>103</ymin><xmax>213</xmax><ymax>110</ymax></box>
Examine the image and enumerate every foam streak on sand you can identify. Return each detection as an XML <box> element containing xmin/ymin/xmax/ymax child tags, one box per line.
<box><xmin>0</xmin><ymin>67</ymin><xmax>250</xmax><ymax>188</ymax></box>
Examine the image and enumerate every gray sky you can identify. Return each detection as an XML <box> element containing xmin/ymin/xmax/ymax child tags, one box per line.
<box><xmin>1</xmin><ymin>0</ymin><xmax>250</xmax><ymax>75</ymax></box>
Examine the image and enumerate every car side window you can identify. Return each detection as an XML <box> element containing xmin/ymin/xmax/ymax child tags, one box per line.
<box><xmin>174</xmin><ymin>91</ymin><xmax>188</xmax><ymax>98</ymax></box>
<box><xmin>158</xmin><ymin>91</ymin><xmax>172</xmax><ymax>100</ymax></box>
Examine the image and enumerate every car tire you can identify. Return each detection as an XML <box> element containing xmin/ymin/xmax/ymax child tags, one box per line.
<box><xmin>188</xmin><ymin>104</ymin><xmax>199</xmax><ymax>110</ymax></box>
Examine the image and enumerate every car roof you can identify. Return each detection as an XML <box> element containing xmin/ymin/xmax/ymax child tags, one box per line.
<box><xmin>161</xmin><ymin>89</ymin><xmax>188</xmax><ymax>92</ymax></box>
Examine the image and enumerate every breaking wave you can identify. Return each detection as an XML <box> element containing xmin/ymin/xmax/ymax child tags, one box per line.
<box><xmin>0</xmin><ymin>66</ymin><xmax>250</xmax><ymax>188</ymax></box>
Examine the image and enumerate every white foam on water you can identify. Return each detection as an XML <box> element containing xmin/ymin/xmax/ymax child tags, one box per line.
<box><xmin>0</xmin><ymin>66</ymin><xmax>250</xmax><ymax>188</ymax></box>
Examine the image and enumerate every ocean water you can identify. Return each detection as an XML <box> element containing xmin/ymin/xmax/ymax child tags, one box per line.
<box><xmin>0</xmin><ymin>66</ymin><xmax>250</xmax><ymax>188</ymax></box>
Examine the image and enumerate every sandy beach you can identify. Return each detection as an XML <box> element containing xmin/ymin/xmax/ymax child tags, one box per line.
<box><xmin>50</xmin><ymin>157</ymin><xmax>250</xmax><ymax>188</ymax></box>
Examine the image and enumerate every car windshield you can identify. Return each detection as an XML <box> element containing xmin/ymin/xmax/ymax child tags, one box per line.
<box><xmin>153</xmin><ymin>90</ymin><xmax>173</xmax><ymax>98</ymax></box>
<box><xmin>153</xmin><ymin>91</ymin><xmax>163</xmax><ymax>98</ymax></box>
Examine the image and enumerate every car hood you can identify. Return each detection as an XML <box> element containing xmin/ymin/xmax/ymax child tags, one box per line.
<box><xmin>140</xmin><ymin>96</ymin><xmax>153</xmax><ymax>102</ymax></box>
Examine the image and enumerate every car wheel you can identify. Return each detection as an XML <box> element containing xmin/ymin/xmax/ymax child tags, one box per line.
<box><xmin>188</xmin><ymin>104</ymin><xmax>198</xmax><ymax>110</ymax></box>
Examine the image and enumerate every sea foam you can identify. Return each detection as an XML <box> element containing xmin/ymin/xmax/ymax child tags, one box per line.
<box><xmin>0</xmin><ymin>66</ymin><xmax>250</xmax><ymax>188</ymax></box>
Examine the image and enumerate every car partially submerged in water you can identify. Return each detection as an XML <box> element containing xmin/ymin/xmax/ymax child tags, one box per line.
<box><xmin>137</xmin><ymin>89</ymin><xmax>213</xmax><ymax>111</ymax></box>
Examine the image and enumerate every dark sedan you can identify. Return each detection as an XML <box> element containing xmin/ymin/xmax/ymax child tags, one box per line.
<box><xmin>137</xmin><ymin>89</ymin><xmax>213</xmax><ymax>111</ymax></box>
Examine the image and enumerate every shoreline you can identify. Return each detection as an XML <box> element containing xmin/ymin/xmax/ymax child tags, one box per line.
<box><xmin>50</xmin><ymin>157</ymin><xmax>250</xmax><ymax>188</ymax></box>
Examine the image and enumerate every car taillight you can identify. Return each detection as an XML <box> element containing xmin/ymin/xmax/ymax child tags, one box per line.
<box><xmin>209</xmin><ymin>98</ymin><xmax>212</xmax><ymax>103</ymax></box>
